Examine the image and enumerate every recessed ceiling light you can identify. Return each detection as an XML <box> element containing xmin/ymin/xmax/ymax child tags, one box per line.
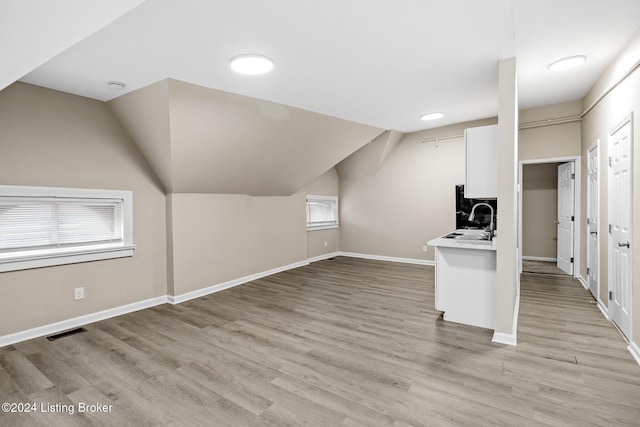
<box><xmin>420</xmin><ymin>112</ymin><xmax>444</xmax><ymax>121</ymax></box>
<box><xmin>548</xmin><ymin>55</ymin><xmax>586</xmax><ymax>71</ymax></box>
<box><xmin>107</xmin><ymin>81</ymin><xmax>126</xmax><ymax>91</ymax></box>
<box><xmin>230</xmin><ymin>54</ymin><xmax>274</xmax><ymax>75</ymax></box>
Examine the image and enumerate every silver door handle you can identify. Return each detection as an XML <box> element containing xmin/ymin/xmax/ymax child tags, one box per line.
<box><xmin>554</xmin><ymin>221</ymin><xmax>560</xmax><ymax>224</ymax></box>
<box><xmin>618</xmin><ymin>241</ymin><xmax>630</xmax><ymax>248</ymax></box>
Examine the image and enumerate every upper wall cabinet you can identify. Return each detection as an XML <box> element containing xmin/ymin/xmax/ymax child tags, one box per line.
<box><xmin>465</xmin><ymin>124</ymin><xmax>498</xmax><ymax>199</ymax></box>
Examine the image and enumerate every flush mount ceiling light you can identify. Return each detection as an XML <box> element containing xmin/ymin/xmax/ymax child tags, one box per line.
<box><xmin>107</xmin><ymin>81</ymin><xmax>126</xmax><ymax>90</ymax></box>
<box><xmin>230</xmin><ymin>54</ymin><xmax>274</xmax><ymax>75</ymax></box>
<box><xmin>548</xmin><ymin>55</ymin><xmax>586</xmax><ymax>71</ymax></box>
<box><xmin>420</xmin><ymin>112</ymin><xmax>444</xmax><ymax>121</ymax></box>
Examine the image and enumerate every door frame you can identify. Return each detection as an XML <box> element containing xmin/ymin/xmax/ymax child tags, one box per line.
<box><xmin>518</xmin><ymin>155</ymin><xmax>582</xmax><ymax>280</ymax></box>
<box><xmin>586</xmin><ymin>140</ymin><xmax>601</xmax><ymax>305</ymax></box>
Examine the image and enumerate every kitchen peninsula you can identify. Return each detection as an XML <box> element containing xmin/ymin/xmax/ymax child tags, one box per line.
<box><xmin>427</xmin><ymin>231</ymin><xmax>497</xmax><ymax>330</ymax></box>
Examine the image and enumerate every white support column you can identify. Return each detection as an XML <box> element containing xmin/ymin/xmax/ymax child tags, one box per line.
<box><xmin>493</xmin><ymin>58</ymin><xmax>519</xmax><ymax>346</ymax></box>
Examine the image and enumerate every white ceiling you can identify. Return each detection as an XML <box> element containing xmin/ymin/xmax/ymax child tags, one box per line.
<box><xmin>10</xmin><ymin>0</ymin><xmax>640</xmax><ymax>133</ymax></box>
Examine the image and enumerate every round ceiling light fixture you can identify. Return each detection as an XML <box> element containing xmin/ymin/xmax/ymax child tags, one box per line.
<box><xmin>420</xmin><ymin>112</ymin><xmax>444</xmax><ymax>121</ymax></box>
<box><xmin>230</xmin><ymin>54</ymin><xmax>274</xmax><ymax>75</ymax></box>
<box><xmin>548</xmin><ymin>55</ymin><xmax>586</xmax><ymax>72</ymax></box>
<box><xmin>107</xmin><ymin>81</ymin><xmax>126</xmax><ymax>90</ymax></box>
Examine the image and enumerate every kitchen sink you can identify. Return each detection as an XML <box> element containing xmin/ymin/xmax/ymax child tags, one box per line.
<box><xmin>443</xmin><ymin>231</ymin><xmax>492</xmax><ymax>241</ymax></box>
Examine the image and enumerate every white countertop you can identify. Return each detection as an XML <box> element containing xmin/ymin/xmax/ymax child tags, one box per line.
<box><xmin>427</xmin><ymin>231</ymin><xmax>497</xmax><ymax>251</ymax></box>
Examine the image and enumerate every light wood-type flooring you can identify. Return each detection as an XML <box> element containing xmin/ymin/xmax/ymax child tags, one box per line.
<box><xmin>1</xmin><ymin>257</ymin><xmax>639</xmax><ymax>426</ymax></box>
<box><xmin>522</xmin><ymin>259</ymin><xmax>568</xmax><ymax>276</ymax></box>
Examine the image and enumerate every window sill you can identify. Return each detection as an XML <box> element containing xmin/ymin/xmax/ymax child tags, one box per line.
<box><xmin>0</xmin><ymin>245</ymin><xmax>136</xmax><ymax>273</ymax></box>
<box><xmin>307</xmin><ymin>224</ymin><xmax>339</xmax><ymax>231</ymax></box>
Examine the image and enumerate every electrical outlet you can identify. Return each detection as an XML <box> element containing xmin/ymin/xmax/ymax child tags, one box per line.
<box><xmin>74</xmin><ymin>287</ymin><xmax>85</xmax><ymax>300</ymax></box>
<box><xmin>422</xmin><ymin>245</ymin><xmax>429</xmax><ymax>253</ymax></box>
<box><xmin>324</xmin><ymin>241</ymin><xmax>328</xmax><ymax>247</ymax></box>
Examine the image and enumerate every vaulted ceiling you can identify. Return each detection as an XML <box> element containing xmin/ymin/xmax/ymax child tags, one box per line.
<box><xmin>109</xmin><ymin>79</ymin><xmax>384</xmax><ymax>195</ymax></box>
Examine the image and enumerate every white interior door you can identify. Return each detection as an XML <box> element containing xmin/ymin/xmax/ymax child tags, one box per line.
<box><xmin>609</xmin><ymin>116</ymin><xmax>633</xmax><ymax>340</ymax></box>
<box><xmin>557</xmin><ymin>162</ymin><xmax>575</xmax><ymax>275</ymax></box>
<box><xmin>587</xmin><ymin>144</ymin><xmax>599</xmax><ymax>299</ymax></box>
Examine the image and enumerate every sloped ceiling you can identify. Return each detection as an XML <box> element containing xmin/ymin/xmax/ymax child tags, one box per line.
<box><xmin>0</xmin><ymin>0</ymin><xmax>146</xmax><ymax>92</ymax></box>
<box><xmin>108</xmin><ymin>80</ymin><xmax>173</xmax><ymax>191</ymax></box>
<box><xmin>336</xmin><ymin>130</ymin><xmax>404</xmax><ymax>179</ymax></box>
<box><xmin>109</xmin><ymin>79</ymin><xmax>384</xmax><ymax>195</ymax></box>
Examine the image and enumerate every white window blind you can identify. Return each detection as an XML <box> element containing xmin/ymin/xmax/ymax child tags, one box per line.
<box><xmin>0</xmin><ymin>198</ymin><xmax>123</xmax><ymax>252</ymax></box>
<box><xmin>306</xmin><ymin>195</ymin><xmax>339</xmax><ymax>230</ymax></box>
<box><xmin>0</xmin><ymin>186</ymin><xmax>134</xmax><ymax>272</ymax></box>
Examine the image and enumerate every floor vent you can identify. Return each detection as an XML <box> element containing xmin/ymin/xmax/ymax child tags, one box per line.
<box><xmin>46</xmin><ymin>327</ymin><xmax>87</xmax><ymax>341</ymax></box>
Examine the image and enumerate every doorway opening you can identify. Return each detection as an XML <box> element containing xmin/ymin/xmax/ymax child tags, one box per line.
<box><xmin>518</xmin><ymin>156</ymin><xmax>581</xmax><ymax>279</ymax></box>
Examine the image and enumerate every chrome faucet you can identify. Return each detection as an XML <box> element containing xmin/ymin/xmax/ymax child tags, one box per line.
<box><xmin>469</xmin><ymin>203</ymin><xmax>495</xmax><ymax>239</ymax></box>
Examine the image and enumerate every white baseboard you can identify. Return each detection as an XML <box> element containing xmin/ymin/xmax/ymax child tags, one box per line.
<box><xmin>339</xmin><ymin>251</ymin><xmax>435</xmax><ymax>266</ymax></box>
<box><xmin>579</xmin><ymin>274</ymin><xmax>632</xmax><ymax>364</ymax></box>
<box><xmin>169</xmin><ymin>260</ymin><xmax>310</xmax><ymax>305</ymax></box>
<box><xmin>597</xmin><ymin>300</ymin><xmax>610</xmax><ymax>320</ymax></box>
<box><xmin>522</xmin><ymin>256</ymin><xmax>557</xmax><ymax>262</ymax></box>
<box><xmin>0</xmin><ymin>296</ymin><xmax>168</xmax><ymax>348</ymax></box>
<box><xmin>492</xmin><ymin>331</ymin><xmax>517</xmax><ymax>346</ymax></box>
<box><xmin>307</xmin><ymin>251</ymin><xmax>340</xmax><ymax>264</ymax></box>
<box><xmin>492</xmin><ymin>294</ymin><xmax>519</xmax><ymax>346</ymax></box>
<box><xmin>629</xmin><ymin>342</ymin><xmax>640</xmax><ymax>367</ymax></box>
<box><xmin>577</xmin><ymin>275</ymin><xmax>588</xmax><ymax>290</ymax></box>
<box><xmin>577</xmin><ymin>276</ymin><xmax>611</xmax><ymax>320</ymax></box>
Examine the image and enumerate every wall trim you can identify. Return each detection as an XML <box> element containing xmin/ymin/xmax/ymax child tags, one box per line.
<box><xmin>307</xmin><ymin>252</ymin><xmax>340</xmax><ymax>264</ymax></box>
<box><xmin>492</xmin><ymin>331</ymin><xmax>517</xmax><ymax>346</ymax></box>
<box><xmin>168</xmin><ymin>260</ymin><xmax>310</xmax><ymax>305</ymax></box>
<box><xmin>522</xmin><ymin>256</ymin><xmax>557</xmax><ymax>262</ymax></box>
<box><xmin>492</xmin><ymin>294</ymin><xmax>519</xmax><ymax>346</ymax></box>
<box><xmin>597</xmin><ymin>300</ymin><xmax>610</xmax><ymax>320</ymax></box>
<box><xmin>629</xmin><ymin>342</ymin><xmax>640</xmax><ymax>367</ymax></box>
<box><xmin>0</xmin><ymin>296</ymin><xmax>168</xmax><ymax>348</ymax></box>
<box><xmin>339</xmin><ymin>251</ymin><xmax>435</xmax><ymax>266</ymax></box>
<box><xmin>577</xmin><ymin>275</ymin><xmax>589</xmax><ymax>290</ymax></box>
<box><xmin>577</xmin><ymin>275</ymin><xmax>610</xmax><ymax>320</ymax></box>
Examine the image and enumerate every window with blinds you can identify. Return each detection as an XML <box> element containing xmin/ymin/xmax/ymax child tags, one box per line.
<box><xmin>306</xmin><ymin>195</ymin><xmax>339</xmax><ymax>230</ymax></box>
<box><xmin>0</xmin><ymin>186</ymin><xmax>134</xmax><ymax>272</ymax></box>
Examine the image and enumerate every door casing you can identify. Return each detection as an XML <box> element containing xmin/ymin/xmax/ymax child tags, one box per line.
<box><xmin>518</xmin><ymin>156</ymin><xmax>581</xmax><ymax>285</ymax></box>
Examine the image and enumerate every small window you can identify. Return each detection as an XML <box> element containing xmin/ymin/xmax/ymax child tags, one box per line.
<box><xmin>306</xmin><ymin>195</ymin><xmax>339</xmax><ymax>230</ymax></box>
<box><xmin>0</xmin><ymin>185</ymin><xmax>134</xmax><ymax>272</ymax></box>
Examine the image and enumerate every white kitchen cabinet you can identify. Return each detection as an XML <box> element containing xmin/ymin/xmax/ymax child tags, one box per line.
<box><xmin>465</xmin><ymin>124</ymin><xmax>498</xmax><ymax>199</ymax></box>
